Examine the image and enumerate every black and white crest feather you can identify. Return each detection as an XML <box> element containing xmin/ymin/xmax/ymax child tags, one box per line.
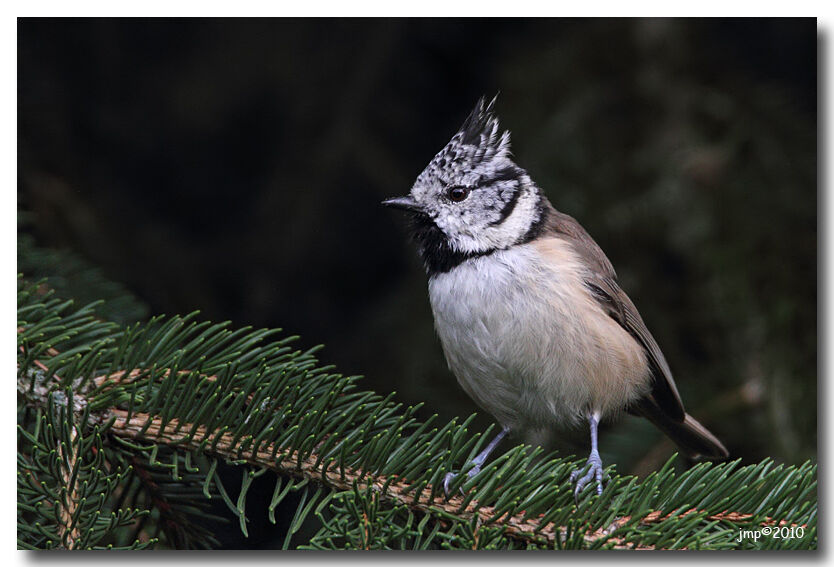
<box><xmin>460</xmin><ymin>96</ymin><xmax>505</xmax><ymax>152</ymax></box>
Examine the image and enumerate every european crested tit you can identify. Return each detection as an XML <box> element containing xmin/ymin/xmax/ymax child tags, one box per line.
<box><xmin>383</xmin><ymin>97</ymin><xmax>728</xmax><ymax>498</ymax></box>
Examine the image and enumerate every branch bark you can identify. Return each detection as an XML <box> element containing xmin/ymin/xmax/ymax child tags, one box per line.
<box><xmin>107</xmin><ymin>408</ymin><xmax>792</xmax><ymax>549</ymax></box>
<box><xmin>18</xmin><ymin>360</ymin><xmax>800</xmax><ymax>550</ymax></box>
<box><xmin>56</xmin><ymin>425</ymin><xmax>81</xmax><ymax>549</ymax></box>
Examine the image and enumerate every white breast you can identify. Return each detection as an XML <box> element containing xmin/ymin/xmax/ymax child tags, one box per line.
<box><xmin>427</xmin><ymin>237</ymin><xmax>650</xmax><ymax>431</ymax></box>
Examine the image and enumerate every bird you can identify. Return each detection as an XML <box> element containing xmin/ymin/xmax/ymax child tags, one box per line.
<box><xmin>382</xmin><ymin>97</ymin><xmax>729</xmax><ymax>499</ymax></box>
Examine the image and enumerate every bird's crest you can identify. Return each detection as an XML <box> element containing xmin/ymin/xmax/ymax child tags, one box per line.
<box><xmin>455</xmin><ymin>95</ymin><xmax>511</xmax><ymax>164</ymax></box>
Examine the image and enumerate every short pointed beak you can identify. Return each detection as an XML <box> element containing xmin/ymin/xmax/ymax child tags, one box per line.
<box><xmin>381</xmin><ymin>195</ymin><xmax>423</xmax><ymax>213</ymax></box>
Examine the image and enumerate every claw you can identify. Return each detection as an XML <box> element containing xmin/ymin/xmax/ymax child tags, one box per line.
<box><xmin>443</xmin><ymin>466</ymin><xmax>481</xmax><ymax>496</ymax></box>
<box><xmin>442</xmin><ymin>426</ymin><xmax>509</xmax><ymax>497</ymax></box>
<box><xmin>571</xmin><ymin>452</ymin><xmax>604</xmax><ymax>500</ymax></box>
<box><xmin>571</xmin><ymin>413</ymin><xmax>606</xmax><ymax>501</ymax></box>
<box><xmin>443</xmin><ymin>472</ymin><xmax>459</xmax><ymax>496</ymax></box>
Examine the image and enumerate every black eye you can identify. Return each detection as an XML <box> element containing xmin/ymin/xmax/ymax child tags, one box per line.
<box><xmin>447</xmin><ymin>186</ymin><xmax>470</xmax><ymax>202</ymax></box>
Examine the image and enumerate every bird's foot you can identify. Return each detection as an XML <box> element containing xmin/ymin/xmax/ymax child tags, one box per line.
<box><xmin>443</xmin><ymin>465</ymin><xmax>481</xmax><ymax>496</ymax></box>
<box><xmin>570</xmin><ymin>452</ymin><xmax>605</xmax><ymax>500</ymax></box>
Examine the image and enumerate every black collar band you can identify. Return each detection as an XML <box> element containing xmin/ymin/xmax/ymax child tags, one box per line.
<box><xmin>408</xmin><ymin>213</ymin><xmax>496</xmax><ymax>277</ymax></box>
<box><xmin>404</xmin><ymin>191</ymin><xmax>550</xmax><ymax>277</ymax></box>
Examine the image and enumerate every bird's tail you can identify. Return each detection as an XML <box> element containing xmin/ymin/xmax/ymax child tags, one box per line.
<box><xmin>634</xmin><ymin>400</ymin><xmax>729</xmax><ymax>460</ymax></box>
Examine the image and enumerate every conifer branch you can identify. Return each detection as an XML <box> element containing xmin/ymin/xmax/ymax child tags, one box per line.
<box><xmin>56</xmin><ymin>424</ymin><xmax>81</xmax><ymax>549</ymax></box>
<box><xmin>18</xmin><ymin>364</ymin><xmax>809</xmax><ymax>550</ymax></box>
<box><xmin>16</xmin><ymin>274</ymin><xmax>817</xmax><ymax>550</ymax></box>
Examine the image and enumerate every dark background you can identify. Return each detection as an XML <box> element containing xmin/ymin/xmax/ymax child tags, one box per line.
<box><xmin>18</xmin><ymin>18</ymin><xmax>817</xmax><ymax>548</ymax></box>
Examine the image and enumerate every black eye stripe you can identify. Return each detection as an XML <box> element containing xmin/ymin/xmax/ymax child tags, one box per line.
<box><xmin>488</xmin><ymin>185</ymin><xmax>522</xmax><ymax>225</ymax></box>
<box><xmin>484</xmin><ymin>166</ymin><xmax>523</xmax><ymax>185</ymax></box>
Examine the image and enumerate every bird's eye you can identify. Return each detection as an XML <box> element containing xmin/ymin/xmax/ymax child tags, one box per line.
<box><xmin>447</xmin><ymin>186</ymin><xmax>470</xmax><ymax>202</ymax></box>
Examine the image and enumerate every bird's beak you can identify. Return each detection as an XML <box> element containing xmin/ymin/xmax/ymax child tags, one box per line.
<box><xmin>381</xmin><ymin>195</ymin><xmax>423</xmax><ymax>213</ymax></box>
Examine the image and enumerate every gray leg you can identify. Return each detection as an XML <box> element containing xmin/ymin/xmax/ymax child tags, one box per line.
<box><xmin>570</xmin><ymin>414</ymin><xmax>605</xmax><ymax>499</ymax></box>
<box><xmin>443</xmin><ymin>426</ymin><xmax>509</xmax><ymax>495</ymax></box>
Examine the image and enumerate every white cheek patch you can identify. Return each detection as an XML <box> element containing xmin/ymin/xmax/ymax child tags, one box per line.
<box><xmin>484</xmin><ymin>189</ymin><xmax>539</xmax><ymax>243</ymax></box>
<box><xmin>443</xmin><ymin>187</ymin><xmax>539</xmax><ymax>255</ymax></box>
<box><xmin>435</xmin><ymin>209</ymin><xmax>472</xmax><ymax>240</ymax></box>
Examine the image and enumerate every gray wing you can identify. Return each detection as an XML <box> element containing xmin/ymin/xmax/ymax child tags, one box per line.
<box><xmin>544</xmin><ymin>206</ymin><xmax>686</xmax><ymax>421</ymax></box>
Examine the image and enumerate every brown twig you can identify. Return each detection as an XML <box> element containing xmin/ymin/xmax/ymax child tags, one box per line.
<box><xmin>18</xmin><ymin>352</ymin><xmax>804</xmax><ymax>550</ymax></box>
<box><xmin>105</xmin><ymin>408</ymin><xmax>799</xmax><ymax>549</ymax></box>
<box><xmin>56</xmin><ymin>424</ymin><xmax>81</xmax><ymax>549</ymax></box>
